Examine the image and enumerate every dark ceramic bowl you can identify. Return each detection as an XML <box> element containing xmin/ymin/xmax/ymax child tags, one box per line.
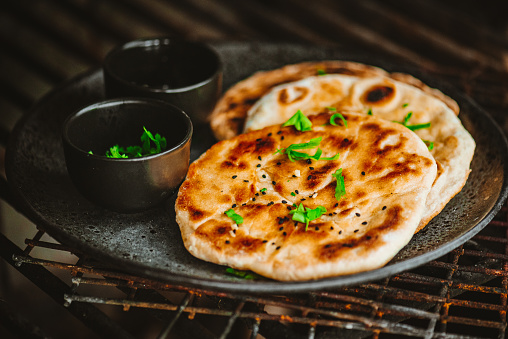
<box><xmin>103</xmin><ymin>37</ymin><xmax>222</xmax><ymax>124</ymax></box>
<box><xmin>62</xmin><ymin>98</ymin><xmax>193</xmax><ymax>213</ymax></box>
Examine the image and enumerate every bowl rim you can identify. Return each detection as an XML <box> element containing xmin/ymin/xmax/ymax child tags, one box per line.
<box><xmin>62</xmin><ymin>97</ymin><xmax>193</xmax><ymax>162</ymax></box>
<box><xmin>103</xmin><ymin>37</ymin><xmax>223</xmax><ymax>94</ymax></box>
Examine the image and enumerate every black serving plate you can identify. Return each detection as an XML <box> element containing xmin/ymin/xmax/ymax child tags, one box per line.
<box><xmin>6</xmin><ymin>42</ymin><xmax>508</xmax><ymax>293</ymax></box>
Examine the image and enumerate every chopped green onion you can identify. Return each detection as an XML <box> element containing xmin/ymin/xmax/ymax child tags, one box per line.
<box><xmin>329</xmin><ymin>113</ymin><xmax>348</xmax><ymax>128</ymax></box>
<box><xmin>367</xmin><ymin>108</ymin><xmax>373</xmax><ymax>115</ymax></box>
<box><xmin>332</xmin><ymin>168</ymin><xmax>346</xmax><ymax>201</ymax></box>
<box><xmin>395</xmin><ymin>112</ymin><xmax>431</xmax><ymax>131</ymax></box>
<box><xmin>104</xmin><ymin>126</ymin><xmax>167</xmax><ymax>158</ymax></box>
<box><xmin>289</xmin><ymin>204</ymin><xmax>327</xmax><ymax>231</ymax></box>
<box><xmin>225</xmin><ymin>209</ymin><xmax>244</xmax><ymax>225</ymax></box>
<box><xmin>282</xmin><ymin>110</ymin><xmax>313</xmax><ymax>132</ymax></box>
<box><xmin>317</xmin><ymin>69</ymin><xmax>327</xmax><ymax>76</ymax></box>
<box><xmin>275</xmin><ymin>137</ymin><xmax>339</xmax><ymax>162</ymax></box>
<box><xmin>225</xmin><ymin>268</ymin><xmax>262</xmax><ymax>280</ymax></box>
<box><xmin>423</xmin><ymin>140</ymin><xmax>435</xmax><ymax>150</ymax></box>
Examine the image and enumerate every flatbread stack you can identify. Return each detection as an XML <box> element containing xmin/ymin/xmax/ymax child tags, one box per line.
<box><xmin>175</xmin><ymin>61</ymin><xmax>475</xmax><ymax>281</ymax></box>
<box><xmin>209</xmin><ymin>61</ymin><xmax>475</xmax><ymax>232</ymax></box>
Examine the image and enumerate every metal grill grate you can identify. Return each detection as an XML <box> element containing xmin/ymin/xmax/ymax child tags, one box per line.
<box><xmin>5</xmin><ymin>203</ymin><xmax>507</xmax><ymax>339</ymax></box>
<box><xmin>1</xmin><ymin>1</ymin><xmax>508</xmax><ymax>338</ymax></box>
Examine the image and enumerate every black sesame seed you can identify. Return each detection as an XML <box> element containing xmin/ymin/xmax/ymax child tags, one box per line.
<box><xmin>257</xmin><ymin>164</ymin><xmax>261</xmax><ymax>167</ymax></box>
<box><xmin>276</xmin><ymin>246</ymin><xmax>281</xmax><ymax>250</ymax></box>
<box><xmin>354</xmin><ymin>229</ymin><xmax>359</xmax><ymax>233</ymax></box>
<box><xmin>362</xmin><ymin>221</ymin><xmax>368</xmax><ymax>225</ymax></box>
<box><xmin>292</xmin><ymin>175</ymin><xmax>297</xmax><ymax>177</ymax></box>
<box><xmin>268</xmin><ymin>133</ymin><xmax>272</xmax><ymax>137</ymax></box>
<box><xmin>334</xmin><ymin>203</ymin><xmax>338</xmax><ymax>207</ymax></box>
<box><xmin>300</xmin><ymin>198</ymin><xmax>306</xmax><ymax>201</ymax></box>
<box><xmin>255</xmin><ymin>193</ymin><xmax>259</xmax><ymax>196</ymax></box>
<box><xmin>287</xmin><ymin>206</ymin><xmax>292</xmax><ymax>210</ymax></box>
<box><xmin>309</xmin><ymin>167</ymin><xmax>314</xmax><ymax>170</ymax></box>
<box><xmin>328</xmin><ymin>213</ymin><xmax>333</xmax><ymax>216</ymax></box>
<box><xmin>272</xmin><ymin>181</ymin><xmax>276</xmax><ymax>185</ymax></box>
<box><xmin>281</xmin><ymin>136</ymin><xmax>285</xmax><ymax>140</ymax></box>
<box><xmin>277</xmin><ymin>162</ymin><xmax>281</xmax><ymax>166</ymax></box>
<box><xmin>282</xmin><ymin>200</ymin><xmax>287</xmax><ymax>204</ymax></box>
<box><xmin>339</xmin><ymin>230</ymin><xmax>342</xmax><ymax>234</ymax></box>
<box><xmin>361</xmin><ymin>171</ymin><xmax>365</xmax><ymax>175</ymax></box>
<box><xmin>330</xmin><ymin>226</ymin><xmax>334</xmax><ymax>230</ymax></box>
<box><xmin>258</xmin><ymin>156</ymin><xmax>262</xmax><ymax>160</ymax></box>
<box><xmin>262</xmin><ymin>191</ymin><xmax>266</xmax><ymax>195</ymax></box>
<box><xmin>307</xmin><ymin>175</ymin><xmax>313</xmax><ymax>180</ymax></box>
<box><xmin>244</xmin><ymin>180</ymin><xmax>249</xmax><ymax>182</ymax></box>
<box><xmin>232</xmin><ymin>175</ymin><xmax>237</xmax><ymax>179</ymax></box>
<box><xmin>256</xmin><ymin>138</ymin><xmax>262</xmax><ymax>141</ymax></box>
<box><xmin>277</xmin><ymin>131</ymin><xmax>282</xmax><ymax>135</ymax></box>
<box><xmin>355</xmin><ymin>213</ymin><xmax>361</xmax><ymax>217</ymax></box>
<box><xmin>262</xmin><ymin>174</ymin><xmax>266</xmax><ymax>178</ymax></box>
<box><xmin>344</xmin><ymin>138</ymin><xmax>349</xmax><ymax>142</ymax></box>
<box><xmin>242</xmin><ymin>203</ymin><xmax>247</xmax><ymax>206</ymax></box>
<box><xmin>382</xmin><ymin>206</ymin><xmax>387</xmax><ymax>210</ymax></box>
<box><xmin>272</xmin><ymin>242</ymin><xmax>275</xmax><ymax>245</ymax></box>
<box><xmin>306</xmin><ymin>159</ymin><xmax>312</xmax><ymax>164</ymax></box>
<box><xmin>283</xmin><ymin>232</ymin><xmax>287</xmax><ymax>236</ymax></box>
<box><xmin>324</xmin><ymin>244</ymin><xmax>331</xmax><ymax>248</ymax></box>
<box><xmin>262</xmin><ymin>240</ymin><xmax>268</xmax><ymax>243</ymax></box>
<box><xmin>232</xmin><ymin>204</ymin><xmax>237</xmax><ymax>208</ymax></box>
<box><xmin>225</xmin><ymin>240</ymin><xmax>230</xmax><ymax>244</ymax></box>
<box><xmin>366</xmin><ymin>236</ymin><xmax>372</xmax><ymax>240</ymax></box>
<box><xmin>279</xmin><ymin>219</ymin><xmax>284</xmax><ymax>225</ymax></box>
<box><xmin>279</xmin><ymin>226</ymin><xmax>284</xmax><ymax>230</ymax></box>
<box><xmin>315</xmin><ymin>227</ymin><xmax>320</xmax><ymax>231</ymax></box>
<box><xmin>295</xmin><ymin>190</ymin><xmax>299</xmax><ymax>194</ymax></box>
<box><xmin>233</xmin><ymin>229</ymin><xmax>236</xmax><ymax>233</ymax></box>
<box><xmin>294</xmin><ymin>222</ymin><xmax>299</xmax><ymax>226</ymax></box>
<box><xmin>252</xmin><ymin>198</ymin><xmax>256</xmax><ymax>201</ymax></box>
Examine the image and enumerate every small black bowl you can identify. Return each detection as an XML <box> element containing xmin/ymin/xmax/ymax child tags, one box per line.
<box><xmin>103</xmin><ymin>37</ymin><xmax>222</xmax><ymax>124</ymax></box>
<box><xmin>62</xmin><ymin>98</ymin><xmax>192</xmax><ymax>213</ymax></box>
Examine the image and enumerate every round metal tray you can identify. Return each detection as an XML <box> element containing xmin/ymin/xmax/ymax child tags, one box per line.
<box><xmin>6</xmin><ymin>42</ymin><xmax>508</xmax><ymax>293</ymax></box>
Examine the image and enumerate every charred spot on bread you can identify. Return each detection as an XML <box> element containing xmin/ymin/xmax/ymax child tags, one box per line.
<box><xmin>362</xmin><ymin>84</ymin><xmax>395</xmax><ymax>104</ymax></box>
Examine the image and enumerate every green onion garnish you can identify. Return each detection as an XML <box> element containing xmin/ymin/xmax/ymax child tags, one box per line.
<box><xmin>282</xmin><ymin>110</ymin><xmax>313</xmax><ymax>132</ymax></box>
<box><xmin>225</xmin><ymin>209</ymin><xmax>244</xmax><ymax>225</ymax></box>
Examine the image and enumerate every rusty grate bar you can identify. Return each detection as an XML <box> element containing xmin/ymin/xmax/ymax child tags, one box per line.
<box><xmin>8</xmin><ymin>201</ymin><xmax>508</xmax><ymax>338</ymax></box>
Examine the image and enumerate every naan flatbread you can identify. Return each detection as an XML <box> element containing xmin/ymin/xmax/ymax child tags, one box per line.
<box><xmin>176</xmin><ymin>112</ymin><xmax>437</xmax><ymax>281</ymax></box>
<box><xmin>209</xmin><ymin>61</ymin><xmax>459</xmax><ymax>141</ymax></box>
<box><xmin>241</xmin><ymin>69</ymin><xmax>475</xmax><ymax>231</ymax></box>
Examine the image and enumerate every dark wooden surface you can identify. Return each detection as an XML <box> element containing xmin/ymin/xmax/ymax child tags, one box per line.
<box><xmin>0</xmin><ymin>1</ymin><xmax>507</xmax><ymax>338</ymax></box>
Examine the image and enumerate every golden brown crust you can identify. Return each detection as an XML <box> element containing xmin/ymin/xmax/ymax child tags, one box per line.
<box><xmin>176</xmin><ymin>112</ymin><xmax>437</xmax><ymax>281</ymax></box>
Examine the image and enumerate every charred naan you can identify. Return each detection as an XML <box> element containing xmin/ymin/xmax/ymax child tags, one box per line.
<box><xmin>210</xmin><ymin>61</ymin><xmax>475</xmax><ymax>231</ymax></box>
<box><xmin>176</xmin><ymin>112</ymin><xmax>437</xmax><ymax>281</ymax></box>
<box><xmin>209</xmin><ymin>61</ymin><xmax>459</xmax><ymax>141</ymax></box>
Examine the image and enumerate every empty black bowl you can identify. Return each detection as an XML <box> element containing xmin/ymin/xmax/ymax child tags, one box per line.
<box><xmin>62</xmin><ymin>98</ymin><xmax>192</xmax><ymax>213</ymax></box>
<box><xmin>103</xmin><ymin>37</ymin><xmax>222</xmax><ymax>124</ymax></box>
